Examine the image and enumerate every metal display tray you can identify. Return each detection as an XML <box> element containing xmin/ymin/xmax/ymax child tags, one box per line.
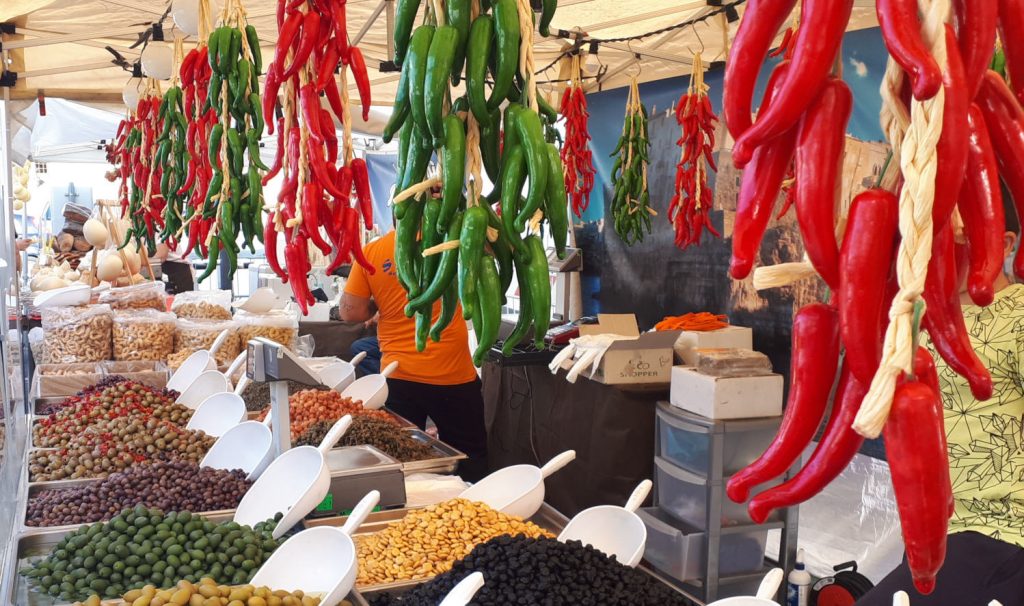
<box><xmin>400</xmin><ymin>429</ymin><xmax>466</xmax><ymax>476</ymax></box>
<box><xmin>19</xmin><ymin>478</ymin><xmax>239</xmax><ymax>533</ymax></box>
<box><xmin>0</xmin><ymin>529</ymin><xmax>371</xmax><ymax>606</ymax></box>
<box><xmin>245</xmin><ymin>409</ymin><xmax>419</xmax><ymax>430</ymax></box>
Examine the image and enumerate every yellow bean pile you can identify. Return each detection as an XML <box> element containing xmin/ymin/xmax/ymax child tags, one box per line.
<box><xmin>73</xmin><ymin>579</ymin><xmax>330</xmax><ymax>606</ymax></box>
<box><xmin>355</xmin><ymin>499</ymin><xmax>553</xmax><ymax>586</ymax></box>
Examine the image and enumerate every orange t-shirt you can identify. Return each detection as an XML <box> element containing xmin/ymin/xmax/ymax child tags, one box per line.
<box><xmin>344</xmin><ymin>230</ymin><xmax>478</xmax><ymax>385</ymax></box>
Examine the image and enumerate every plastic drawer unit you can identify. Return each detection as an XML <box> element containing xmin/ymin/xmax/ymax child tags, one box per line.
<box><xmin>655</xmin><ymin>401</ymin><xmax>780</xmax><ymax>477</ymax></box>
<box><xmin>653</xmin><ymin>456</ymin><xmax>781</xmax><ymax>528</ymax></box>
<box><xmin>638</xmin><ymin>507</ymin><xmax>769</xmax><ymax>582</ymax></box>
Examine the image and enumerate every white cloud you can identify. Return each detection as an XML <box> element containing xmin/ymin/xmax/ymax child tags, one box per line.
<box><xmin>849</xmin><ymin>58</ymin><xmax>869</xmax><ymax>77</ymax></box>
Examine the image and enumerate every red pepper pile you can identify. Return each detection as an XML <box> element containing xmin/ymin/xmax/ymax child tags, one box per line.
<box><xmin>721</xmin><ymin>0</ymin><xmax>1024</xmax><ymax>594</ymax></box>
<box><xmin>262</xmin><ymin>0</ymin><xmax>375</xmax><ymax>314</ymax></box>
<box><xmin>667</xmin><ymin>55</ymin><xmax>720</xmax><ymax>250</ymax></box>
<box><xmin>559</xmin><ymin>55</ymin><xmax>595</xmax><ymax>218</ymax></box>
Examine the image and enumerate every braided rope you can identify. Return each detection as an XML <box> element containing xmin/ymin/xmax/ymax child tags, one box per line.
<box><xmin>854</xmin><ymin>0</ymin><xmax>950</xmax><ymax>439</ymax></box>
<box><xmin>339</xmin><ymin>67</ymin><xmax>355</xmax><ymax>165</ymax></box>
<box><xmin>516</xmin><ymin>0</ymin><xmax>538</xmax><ymax>112</ymax></box>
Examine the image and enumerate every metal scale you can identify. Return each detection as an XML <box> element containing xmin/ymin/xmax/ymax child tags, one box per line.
<box><xmin>245</xmin><ymin>338</ymin><xmax>407</xmax><ymax>515</ymax></box>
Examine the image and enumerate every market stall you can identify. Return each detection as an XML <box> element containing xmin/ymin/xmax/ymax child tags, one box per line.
<box><xmin>2</xmin><ymin>0</ymin><xmax>1023</xmax><ymax>605</ymax></box>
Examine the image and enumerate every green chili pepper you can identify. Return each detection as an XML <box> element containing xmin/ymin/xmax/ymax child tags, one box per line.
<box><xmin>407</xmin><ymin>211</ymin><xmax>464</xmax><ymax>314</ymax></box>
<box><xmin>227</xmin><ymin>28</ymin><xmax>242</xmax><ymax>75</ymax></box>
<box><xmin>430</xmin><ymin>281</ymin><xmax>460</xmax><ymax>342</ymax></box>
<box><xmin>227</xmin><ymin>128</ymin><xmax>244</xmax><ymax>175</ymax></box>
<box><xmin>382</xmin><ymin>57</ymin><xmax>411</xmax><ymax>144</ymax></box>
<box><xmin>502</xmin><ymin>250</ymin><xmax>534</xmax><ymax>355</ymax></box>
<box><xmin>480</xmin><ymin>107</ymin><xmax>501</xmax><ymax>183</ymax></box>
<box><xmin>414</xmin><ymin>309</ymin><xmax>431</xmax><ymax>352</ymax></box>
<box><xmin>544</xmin><ymin>144</ymin><xmax>569</xmax><ymax>259</ymax></box>
<box><xmin>216</xmin><ymin>28</ymin><xmax>233</xmax><ymax>76</ymax></box>
<box><xmin>406</xmin><ymin>25</ymin><xmax>436</xmax><ymax>138</ymax></box>
<box><xmin>208</xmin><ymin>72</ymin><xmax>223</xmax><ymax>112</ymax></box>
<box><xmin>197</xmin><ymin>237</ymin><xmax>221</xmax><ymax>283</ymax></box>
<box><xmin>245</xmin><ymin>24</ymin><xmax>262</xmax><ymax>74</ymax></box>
<box><xmin>523</xmin><ymin>235</ymin><xmax>551</xmax><ymax>348</ymax></box>
<box><xmin>438</xmin><ymin>114</ymin><xmax>466</xmax><ymax>235</ymax></box>
<box><xmin>458</xmin><ymin>206</ymin><xmax>489</xmax><ymax>320</ymax></box>
<box><xmin>249</xmin><ymin>92</ymin><xmax>265</xmax><ymax>136</ymax></box>
<box><xmin>393</xmin><ymin>0</ymin><xmax>424</xmax><ymax>64</ymax></box>
<box><xmin>394</xmin><ymin>124</ymin><xmax>413</xmax><ymax>218</ymax></box>
<box><xmin>500</xmin><ymin>146</ymin><xmax>530</xmax><ymax>259</ymax></box>
<box><xmin>466</xmin><ymin>15</ymin><xmax>494</xmax><ymax>127</ymax></box>
<box><xmin>472</xmin><ymin>254</ymin><xmax>502</xmax><ymax>365</ymax></box>
<box><xmin>511</xmin><ymin>107</ymin><xmax>549</xmax><ymax>231</ymax></box>
<box><xmin>421</xmin><ymin>198</ymin><xmax>444</xmax><ymax>288</ymax></box>
<box><xmin>489</xmin><ymin>0</ymin><xmax>520</xmax><ymax>110</ymax></box>
<box><xmin>425</xmin><ymin>25</ymin><xmax>459</xmax><ymax>147</ymax></box>
<box><xmin>446</xmin><ymin>0</ymin><xmax>471</xmax><ymax>84</ymax></box>
<box><xmin>208</xmin><ymin>28</ymin><xmax>223</xmax><ymax>72</ymax></box>
<box><xmin>539</xmin><ymin>0</ymin><xmax>557</xmax><ymax>37</ymax></box>
<box><xmin>396</xmin><ymin>197</ymin><xmax>425</xmax><ymax>297</ymax></box>
<box><xmin>484</xmin><ymin>205</ymin><xmax>515</xmax><ymax>302</ymax></box>
<box><xmin>246</xmin><ymin>130</ymin><xmax>270</xmax><ymax>170</ymax></box>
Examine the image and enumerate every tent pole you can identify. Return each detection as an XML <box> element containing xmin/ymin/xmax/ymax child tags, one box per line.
<box><xmin>1</xmin><ymin>86</ymin><xmax>29</xmax><ymax>415</ymax></box>
<box><xmin>385</xmin><ymin>0</ymin><xmax>395</xmax><ymax>61</ymax></box>
<box><xmin>352</xmin><ymin>0</ymin><xmax>388</xmax><ymax>47</ymax></box>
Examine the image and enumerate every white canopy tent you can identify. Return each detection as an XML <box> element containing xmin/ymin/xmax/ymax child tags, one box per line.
<box><xmin>1</xmin><ymin>0</ymin><xmax>882</xmax><ymax>126</ymax></box>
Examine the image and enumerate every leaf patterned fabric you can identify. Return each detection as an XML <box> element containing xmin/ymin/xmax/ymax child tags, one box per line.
<box><xmin>925</xmin><ymin>284</ymin><xmax>1024</xmax><ymax>548</ymax></box>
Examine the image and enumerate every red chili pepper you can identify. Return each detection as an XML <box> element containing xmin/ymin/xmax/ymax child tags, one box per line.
<box><xmin>732</xmin><ymin>0</ymin><xmax>854</xmax><ymax>167</ymax></box>
<box><xmin>274</xmin><ymin>11</ymin><xmax>305</xmax><ymax>74</ymax></box>
<box><xmin>998</xmin><ymin>0</ymin><xmax>1024</xmax><ymax>105</ymax></box>
<box><xmin>301</xmin><ymin>182</ymin><xmax>334</xmax><ymax>256</ymax></box>
<box><xmin>348</xmin><ymin>46</ymin><xmax>372</xmax><ymax>122</ymax></box>
<box><xmin>722</xmin><ymin>0</ymin><xmax>798</xmax><ymax>138</ymax></box>
<box><xmin>838</xmin><ymin>188</ymin><xmax>899</xmax><ymax>385</ymax></box>
<box><xmin>976</xmin><ymin>70</ymin><xmax>1024</xmax><ymax>280</ymax></box>
<box><xmin>263</xmin><ymin>62</ymin><xmax>282</xmax><ymax>136</ymax></box>
<box><xmin>180</xmin><ymin>49</ymin><xmax>198</xmax><ymax>87</ymax></box>
<box><xmin>876</xmin><ymin>0</ymin><xmax>943</xmax><ymax>101</ymax></box>
<box><xmin>323</xmin><ymin>75</ymin><xmax>347</xmax><ymax>125</ymax></box>
<box><xmin>729</xmin><ymin>63</ymin><xmax>798</xmax><ymax>280</ymax></box>
<box><xmin>959</xmin><ymin>103</ymin><xmax>1005</xmax><ymax>307</ymax></box>
<box><xmin>283</xmin><ymin>12</ymin><xmax>320</xmax><ymax>79</ymax></box>
<box><xmin>922</xmin><ymin>222</ymin><xmax>993</xmax><ymax>400</ymax></box>
<box><xmin>952</xmin><ymin>0</ymin><xmax>997</xmax><ymax>101</ymax></box>
<box><xmin>333</xmin><ymin>1</ymin><xmax>349</xmax><ymax>60</ymax></box>
<box><xmin>307</xmin><ymin>138</ymin><xmax>348</xmax><ymax>199</ymax></box>
<box><xmin>748</xmin><ymin>363</ymin><xmax>867</xmax><ymax>523</ymax></box>
<box><xmin>727</xmin><ymin>303</ymin><xmax>840</xmax><ymax>504</ymax></box>
<box><xmin>885</xmin><ymin>377</ymin><xmax>951</xmax><ymax>595</ymax></box>
<box><xmin>299</xmin><ymin>83</ymin><xmax>325</xmax><ymax>144</ymax></box>
<box><xmin>931</xmin><ymin>26</ymin><xmax>971</xmax><ymax>232</ymax></box>
<box><xmin>284</xmin><ymin>238</ymin><xmax>310</xmax><ymax>314</ymax></box>
<box><xmin>315</xmin><ymin>45</ymin><xmax>341</xmax><ymax>93</ymax></box>
<box><xmin>262</xmin><ymin>119</ymin><xmax>287</xmax><ymax>186</ymax></box>
<box><xmin>793</xmin><ymin>78</ymin><xmax>850</xmax><ymax>291</ymax></box>
<box><xmin>351</xmin><ymin>158</ymin><xmax>374</xmax><ymax>229</ymax></box>
<box><xmin>320</xmin><ymin>109</ymin><xmax>339</xmax><ymax>164</ymax></box>
<box><xmin>767</xmin><ymin>27</ymin><xmax>794</xmax><ymax>59</ymax></box>
<box><xmin>345</xmin><ymin>205</ymin><xmax>375</xmax><ymax>274</ymax></box>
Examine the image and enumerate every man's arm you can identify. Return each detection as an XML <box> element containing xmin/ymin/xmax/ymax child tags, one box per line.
<box><xmin>339</xmin><ymin>292</ymin><xmax>374</xmax><ymax>323</ymax></box>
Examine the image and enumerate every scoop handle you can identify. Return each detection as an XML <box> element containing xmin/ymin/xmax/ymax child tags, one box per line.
<box><xmin>261</xmin><ymin>410</ymin><xmax>272</xmax><ymax>427</ymax></box>
<box><xmin>624</xmin><ymin>479</ymin><xmax>653</xmax><ymax>513</ymax></box>
<box><xmin>226</xmin><ymin>351</ymin><xmax>247</xmax><ymax>383</ymax></box>
<box><xmin>756</xmin><ymin>568</ymin><xmax>784</xmax><ymax>600</ymax></box>
<box><xmin>317</xmin><ymin>414</ymin><xmax>353</xmax><ymax>454</ymax></box>
<box><xmin>350</xmin><ymin>351</ymin><xmax>367</xmax><ymax>365</ymax></box>
<box><xmin>341</xmin><ymin>490</ymin><xmax>380</xmax><ymax>536</ymax></box>
<box><xmin>892</xmin><ymin>592</ymin><xmax>910</xmax><ymax>606</ymax></box>
<box><xmin>540</xmin><ymin>450</ymin><xmax>576</xmax><ymax>479</ymax></box>
<box><xmin>439</xmin><ymin>572</ymin><xmax>485</xmax><ymax>606</ymax></box>
<box><xmin>380</xmin><ymin>360</ymin><xmax>399</xmax><ymax>378</ymax></box>
<box><xmin>209</xmin><ymin>329</ymin><xmax>231</xmax><ymax>356</ymax></box>
<box><xmin>234</xmin><ymin>376</ymin><xmax>249</xmax><ymax>396</ymax></box>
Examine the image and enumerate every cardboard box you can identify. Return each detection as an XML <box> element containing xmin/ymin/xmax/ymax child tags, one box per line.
<box><xmin>674</xmin><ymin>326</ymin><xmax>754</xmax><ymax>366</ymax></box>
<box><xmin>576</xmin><ymin>314</ymin><xmax>680</xmax><ymax>386</ymax></box>
<box><xmin>101</xmin><ymin>361</ymin><xmax>170</xmax><ymax>390</ymax></box>
<box><xmin>34</xmin><ymin>363</ymin><xmax>103</xmax><ymax>397</ymax></box>
<box><xmin>670</xmin><ymin>367</ymin><xmax>783</xmax><ymax>420</ymax></box>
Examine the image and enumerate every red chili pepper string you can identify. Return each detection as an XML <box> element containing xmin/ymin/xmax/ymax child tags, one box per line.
<box><xmin>265</xmin><ymin>0</ymin><xmax>374</xmax><ymax>315</ymax></box>
<box><xmin>668</xmin><ymin>54</ymin><xmax>721</xmax><ymax>251</ymax></box>
<box><xmin>559</xmin><ymin>55</ymin><xmax>596</xmax><ymax>219</ymax></box>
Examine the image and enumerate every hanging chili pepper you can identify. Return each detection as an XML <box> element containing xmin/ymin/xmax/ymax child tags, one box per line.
<box><xmin>727</xmin><ymin>303</ymin><xmax>840</xmax><ymax>504</ymax></box>
<box><xmin>838</xmin><ymin>188</ymin><xmax>899</xmax><ymax>385</ymax></box>
<box><xmin>929</xmin><ymin>26</ymin><xmax>971</xmax><ymax>232</ymax></box>
<box><xmin>885</xmin><ymin>376</ymin><xmax>951</xmax><ymax>596</ymax></box>
<box><xmin>952</xmin><ymin>0</ymin><xmax>998</xmax><ymax>101</ymax></box>
<box><xmin>876</xmin><ymin>0</ymin><xmax>943</xmax><ymax>100</ymax></box>
<box><xmin>959</xmin><ymin>103</ymin><xmax>1006</xmax><ymax>307</ymax></box>
<box><xmin>997</xmin><ymin>0</ymin><xmax>1024</xmax><ymax>105</ymax></box>
<box><xmin>348</xmin><ymin>46</ymin><xmax>372</xmax><ymax>122</ymax></box>
<box><xmin>732</xmin><ymin>0</ymin><xmax>854</xmax><ymax>167</ymax></box>
<box><xmin>559</xmin><ymin>56</ymin><xmax>596</xmax><ymax>219</ymax></box>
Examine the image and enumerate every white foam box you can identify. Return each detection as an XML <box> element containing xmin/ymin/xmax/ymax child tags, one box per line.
<box><xmin>670</xmin><ymin>367</ymin><xmax>783</xmax><ymax>420</ymax></box>
<box><xmin>674</xmin><ymin>326</ymin><xmax>754</xmax><ymax>366</ymax></box>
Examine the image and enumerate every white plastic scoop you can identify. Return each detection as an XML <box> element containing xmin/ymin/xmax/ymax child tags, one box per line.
<box><xmin>167</xmin><ymin>350</ymin><xmax>217</xmax><ymax>393</ymax></box>
<box><xmin>707</xmin><ymin>567</ymin><xmax>784</xmax><ymax>606</ymax></box>
<box><xmin>201</xmin><ymin>411</ymin><xmax>274</xmax><ymax>480</ymax></box>
<box><xmin>250</xmin><ymin>490</ymin><xmax>380</xmax><ymax>606</ymax></box>
<box><xmin>339</xmin><ymin>360</ymin><xmax>398</xmax><ymax>410</ymax></box>
<box><xmin>439</xmin><ymin>572</ymin><xmax>485</xmax><ymax>606</ymax></box>
<box><xmin>459</xmin><ymin>450</ymin><xmax>577</xmax><ymax>519</ymax></box>
<box><xmin>558</xmin><ymin>479</ymin><xmax>652</xmax><ymax>567</ymax></box>
<box><xmin>186</xmin><ymin>392</ymin><xmax>246</xmax><ymax>437</ymax></box>
<box><xmin>237</xmin><ymin>287</ymin><xmax>286</xmax><ymax>313</ymax></box>
<box><xmin>318</xmin><ymin>351</ymin><xmax>367</xmax><ymax>392</ymax></box>
<box><xmin>233</xmin><ymin>415</ymin><xmax>353</xmax><ymax>539</ymax></box>
<box><xmin>225</xmin><ymin>351</ymin><xmax>248</xmax><ymax>387</ymax></box>
<box><xmin>175</xmin><ymin>370</ymin><xmax>231</xmax><ymax>409</ymax></box>
<box><xmin>209</xmin><ymin>328</ymin><xmax>231</xmax><ymax>359</ymax></box>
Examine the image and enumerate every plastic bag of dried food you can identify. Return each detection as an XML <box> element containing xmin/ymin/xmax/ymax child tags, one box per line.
<box><xmin>112</xmin><ymin>309</ymin><xmax>176</xmax><ymax>361</ymax></box>
<box><xmin>97</xmin><ymin>281</ymin><xmax>167</xmax><ymax>311</ymax></box>
<box><xmin>170</xmin><ymin>289</ymin><xmax>233</xmax><ymax>320</ymax></box>
<box><xmin>171</xmin><ymin>318</ymin><xmax>241</xmax><ymax>369</ymax></box>
<box><xmin>235</xmin><ymin>309</ymin><xmax>299</xmax><ymax>351</ymax></box>
<box><xmin>41</xmin><ymin>304</ymin><xmax>113</xmax><ymax>363</ymax></box>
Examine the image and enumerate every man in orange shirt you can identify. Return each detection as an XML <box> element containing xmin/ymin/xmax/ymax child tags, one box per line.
<box><xmin>341</xmin><ymin>230</ymin><xmax>488</xmax><ymax>481</ymax></box>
